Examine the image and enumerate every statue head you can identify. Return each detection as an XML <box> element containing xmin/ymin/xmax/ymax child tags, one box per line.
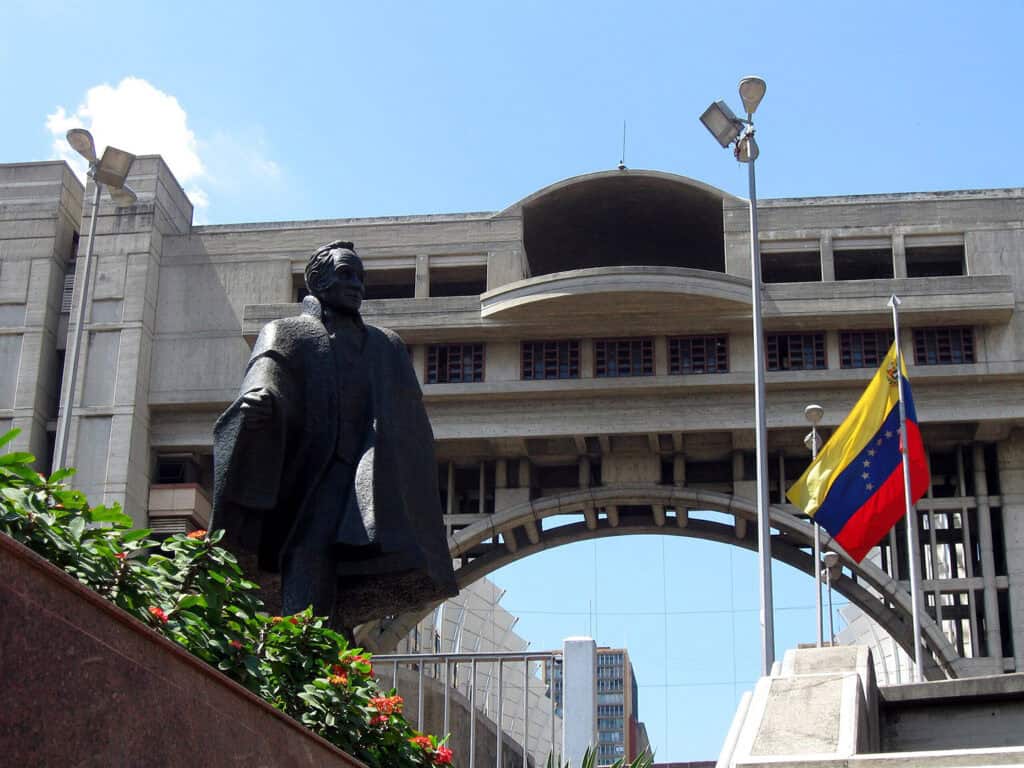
<box><xmin>305</xmin><ymin>240</ymin><xmax>366</xmax><ymax>315</ymax></box>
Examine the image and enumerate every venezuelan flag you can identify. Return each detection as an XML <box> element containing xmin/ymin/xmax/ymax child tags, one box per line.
<box><xmin>787</xmin><ymin>344</ymin><xmax>929</xmax><ymax>562</ymax></box>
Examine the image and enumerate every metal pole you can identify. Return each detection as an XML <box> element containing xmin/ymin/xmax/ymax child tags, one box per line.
<box><xmin>496</xmin><ymin>660</ymin><xmax>504</xmax><ymax>768</ymax></box>
<box><xmin>811</xmin><ymin>426</ymin><xmax>824</xmax><ymax>648</ymax></box>
<box><xmin>522</xmin><ymin>660</ymin><xmax>529</xmax><ymax>768</ymax></box>
<box><xmin>889</xmin><ymin>294</ymin><xmax>925</xmax><ymax>681</ymax></box>
<box><xmin>443</xmin><ymin>659</ymin><xmax>451</xmax><ymax>739</ymax></box>
<box><xmin>827</xmin><ymin>569</ymin><xmax>836</xmax><ymax>644</ymax></box>
<box><xmin>470</xmin><ymin>659</ymin><xmax>477</xmax><ymax>768</ymax></box>
<box><xmin>746</xmin><ymin>134</ymin><xmax>775</xmax><ymax>674</ymax></box>
<box><xmin>53</xmin><ymin>177</ymin><xmax>101</xmax><ymax>474</ymax></box>
<box><xmin>417</xmin><ymin>661</ymin><xmax>425</xmax><ymax>732</ymax></box>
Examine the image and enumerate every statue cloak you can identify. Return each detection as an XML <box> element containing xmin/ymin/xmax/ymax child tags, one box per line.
<box><xmin>212</xmin><ymin>296</ymin><xmax>457</xmax><ymax>625</ymax></box>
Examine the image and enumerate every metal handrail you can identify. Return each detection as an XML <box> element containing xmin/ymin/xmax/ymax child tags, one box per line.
<box><xmin>376</xmin><ymin>649</ymin><xmax>562</xmax><ymax>768</ymax></box>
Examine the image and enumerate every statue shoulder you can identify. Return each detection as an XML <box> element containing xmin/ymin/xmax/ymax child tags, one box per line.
<box><xmin>253</xmin><ymin>315</ymin><xmax>324</xmax><ymax>359</ymax></box>
<box><xmin>365</xmin><ymin>324</ymin><xmax>409</xmax><ymax>355</ymax></box>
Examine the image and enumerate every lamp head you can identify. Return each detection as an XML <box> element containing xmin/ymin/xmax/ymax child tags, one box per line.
<box><xmin>823</xmin><ymin>551</ymin><xmax>841</xmax><ymax>569</ymax></box>
<box><xmin>738</xmin><ymin>76</ymin><xmax>767</xmax><ymax>116</ymax></box>
<box><xmin>804</xmin><ymin>430</ymin><xmax>823</xmax><ymax>453</ymax></box>
<box><xmin>736</xmin><ymin>135</ymin><xmax>759</xmax><ymax>163</ymax></box>
<box><xmin>93</xmin><ymin>146</ymin><xmax>137</xmax><ymax>189</ymax></box>
<box><xmin>66</xmin><ymin>128</ymin><xmax>97</xmax><ymax>164</ymax></box>
<box><xmin>108</xmin><ymin>184</ymin><xmax>138</xmax><ymax>207</ymax></box>
<box><xmin>804</xmin><ymin>404</ymin><xmax>824</xmax><ymax>425</ymax></box>
<box><xmin>699</xmin><ymin>100</ymin><xmax>742</xmax><ymax>148</ymax></box>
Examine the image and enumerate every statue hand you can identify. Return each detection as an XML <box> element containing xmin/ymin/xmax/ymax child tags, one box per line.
<box><xmin>239</xmin><ymin>387</ymin><xmax>274</xmax><ymax>429</ymax></box>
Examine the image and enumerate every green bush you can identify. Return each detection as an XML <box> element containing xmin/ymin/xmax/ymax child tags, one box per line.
<box><xmin>0</xmin><ymin>429</ymin><xmax>452</xmax><ymax>768</ymax></box>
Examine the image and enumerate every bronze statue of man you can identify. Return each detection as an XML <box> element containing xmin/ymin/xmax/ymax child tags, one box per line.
<box><xmin>213</xmin><ymin>240</ymin><xmax>456</xmax><ymax>636</ymax></box>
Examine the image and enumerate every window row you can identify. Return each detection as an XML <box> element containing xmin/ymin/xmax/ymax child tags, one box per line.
<box><xmin>761</xmin><ymin>242</ymin><xmax>966</xmax><ymax>284</ymax></box>
<box><xmin>423</xmin><ymin>327</ymin><xmax>977</xmax><ymax>383</ymax></box>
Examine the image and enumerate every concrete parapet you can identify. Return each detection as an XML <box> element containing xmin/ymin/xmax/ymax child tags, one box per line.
<box><xmin>718</xmin><ymin>646</ymin><xmax>1024</xmax><ymax>768</ymax></box>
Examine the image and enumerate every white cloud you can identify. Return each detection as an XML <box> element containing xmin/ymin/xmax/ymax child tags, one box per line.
<box><xmin>46</xmin><ymin>77</ymin><xmax>284</xmax><ymax>221</ymax></box>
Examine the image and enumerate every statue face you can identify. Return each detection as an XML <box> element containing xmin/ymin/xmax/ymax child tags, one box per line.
<box><xmin>319</xmin><ymin>249</ymin><xmax>365</xmax><ymax>314</ymax></box>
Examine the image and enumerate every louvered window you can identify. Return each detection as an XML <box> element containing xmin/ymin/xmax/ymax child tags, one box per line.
<box><xmin>913</xmin><ymin>327</ymin><xmax>975</xmax><ymax>365</ymax></box>
<box><xmin>426</xmin><ymin>343</ymin><xmax>485</xmax><ymax>383</ymax></box>
<box><xmin>765</xmin><ymin>332</ymin><xmax>826</xmax><ymax>371</ymax></box>
<box><xmin>594</xmin><ymin>338</ymin><xmax>653</xmax><ymax>377</ymax></box>
<box><xmin>61</xmin><ymin>263</ymin><xmax>76</xmax><ymax>313</ymax></box>
<box><xmin>521</xmin><ymin>340</ymin><xmax>580</xmax><ymax>380</ymax></box>
<box><xmin>839</xmin><ymin>330</ymin><xmax>894</xmax><ymax>369</ymax></box>
<box><xmin>669</xmin><ymin>335</ymin><xmax>728</xmax><ymax>374</ymax></box>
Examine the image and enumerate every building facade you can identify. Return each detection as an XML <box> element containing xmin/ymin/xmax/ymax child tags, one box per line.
<box><xmin>1</xmin><ymin>159</ymin><xmax>1023</xmax><ymax>681</ymax></box>
<box><xmin>548</xmin><ymin>647</ymin><xmax>646</xmax><ymax>766</ymax></box>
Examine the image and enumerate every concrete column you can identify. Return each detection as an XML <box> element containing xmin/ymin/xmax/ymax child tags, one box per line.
<box><xmin>999</xmin><ymin>432</ymin><xmax>1024</xmax><ymax>668</ymax></box>
<box><xmin>517</xmin><ymin>457</ymin><xmax>529</xmax><ymax>489</ymax></box>
<box><xmin>820</xmin><ymin>233</ymin><xmax>835</xmax><ymax>281</ymax></box>
<box><xmin>414</xmin><ymin>253</ymin><xmax>430</xmax><ymax>298</ymax></box>
<box><xmin>654</xmin><ymin>336</ymin><xmax>668</xmax><ymax>376</ymax></box>
<box><xmin>973</xmin><ymin>443</ymin><xmax>1003</xmax><ymax>659</ymax></box>
<box><xmin>562</xmin><ymin>636</ymin><xmax>596</xmax><ymax>767</ymax></box>
<box><xmin>673</xmin><ymin>454</ymin><xmax>686</xmax><ymax>486</ymax></box>
<box><xmin>580</xmin><ymin>339</ymin><xmax>594</xmax><ymax>378</ymax></box>
<box><xmin>892</xmin><ymin>233</ymin><xmax>907</xmax><ymax>278</ymax></box>
<box><xmin>578</xmin><ymin>455</ymin><xmax>591</xmax><ymax>488</ymax></box>
<box><xmin>496</xmin><ymin>458</ymin><xmax>508</xmax><ymax>489</ymax></box>
<box><xmin>478</xmin><ymin>463</ymin><xmax>486</xmax><ymax>515</ymax></box>
<box><xmin>446</xmin><ymin>461</ymin><xmax>455</xmax><ymax>515</ymax></box>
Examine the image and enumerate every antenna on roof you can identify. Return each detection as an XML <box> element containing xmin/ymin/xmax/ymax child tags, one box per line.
<box><xmin>618</xmin><ymin>121</ymin><xmax>627</xmax><ymax>170</ymax></box>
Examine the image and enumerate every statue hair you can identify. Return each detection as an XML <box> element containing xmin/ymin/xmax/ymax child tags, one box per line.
<box><xmin>305</xmin><ymin>240</ymin><xmax>362</xmax><ymax>294</ymax></box>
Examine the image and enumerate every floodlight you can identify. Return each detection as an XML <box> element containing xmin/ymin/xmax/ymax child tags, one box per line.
<box><xmin>66</xmin><ymin>128</ymin><xmax>97</xmax><ymax>163</ymax></box>
<box><xmin>736</xmin><ymin>135</ymin><xmax>759</xmax><ymax>163</ymax></box>
<box><xmin>108</xmin><ymin>184</ymin><xmax>138</xmax><ymax>207</ymax></box>
<box><xmin>823</xmin><ymin>551</ymin><xmax>840</xmax><ymax>570</ymax></box>
<box><xmin>804</xmin><ymin>404</ymin><xmax>824</xmax><ymax>425</ymax></box>
<box><xmin>738</xmin><ymin>76</ymin><xmax>767</xmax><ymax>116</ymax></box>
<box><xmin>699</xmin><ymin>101</ymin><xmax>742</xmax><ymax>148</ymax></box>
<box><xmin>94</xmin><ymin>146</ymin><xmax>137</xmax><ymax>188</ymax></box>
<box><xmin>804</xmin><ymin>430</ymin><xmax>823</xmax><ymax>453</ymax></box>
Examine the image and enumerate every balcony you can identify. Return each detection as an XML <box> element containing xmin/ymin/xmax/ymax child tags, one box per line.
<box><xmin>147</xmin><ymin>483</ymin><xmax>211</xmax><ymax>535</ymax></box>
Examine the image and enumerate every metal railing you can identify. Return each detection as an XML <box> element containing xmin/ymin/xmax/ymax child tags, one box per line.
<box><xmin>375</xmin><ymin>650</ymin><xmax>562</xmax><ymax>768</ymax></box>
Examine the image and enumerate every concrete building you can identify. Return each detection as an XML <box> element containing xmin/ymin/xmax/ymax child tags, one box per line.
<box><xmin>2</xmin><ymin>157</ymin><xmax>1023</xmax><ymax>683</ymax></box>
<box><xmin>548</xmin><ymin>647</ymin><xmax>647</xmax><ymax>765</ymax></box>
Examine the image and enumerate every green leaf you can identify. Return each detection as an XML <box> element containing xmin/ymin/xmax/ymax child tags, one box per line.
<box><xmin>68</xmin><ymin>516</ymin><xmax>85</xmax><ymax>542</ymax></box>
<box><xmin>87</xmin><ymin>506</ymin><xmax>132</xmax><ymax>527</ymax></box>
<box><xmin>120</xmin><ymin>528</ymin><xmax>153</xmax><ymax>543</ymax></box>
<box><xmin>47</xmin><ymin>467</ymin><xmax>76</xmax><ymax>484</ymax></box>
<box><xmin>0</xmin><ymin>451</ymin><xmax>36</xmax><ymax>465</ymax></box>
<box><xmin>0</xmin><ymin>429</ymin><xmax>20</xmax><ymax>448</ymax></box>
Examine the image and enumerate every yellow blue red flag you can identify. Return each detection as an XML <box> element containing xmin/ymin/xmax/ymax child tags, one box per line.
<box><xmin>787</xmin><ymin>344</ymin><xmax>929</xmax><ymax>562</ymax></box>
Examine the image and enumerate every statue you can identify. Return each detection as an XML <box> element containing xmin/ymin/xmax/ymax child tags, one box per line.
<box><xmin>212</xmin><ymin>240</ymin><xmax>457</xmax><ymax>637</ymax></box>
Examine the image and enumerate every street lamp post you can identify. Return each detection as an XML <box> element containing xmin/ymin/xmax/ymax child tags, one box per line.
<box><xmin>700</xmin><ymin>76</ymin><xmax>775</xmax><ymax>674</ymax></box>
<box><xmin>52</xmin><ymin>129</ymin><xmax>138</xmax><ymax>475</ymax></box>
<box><xmin>822</xmin><ymin>551</ymin><xmax>841</xmax><ymax>645</ymax></box>
<box><xmin>804</xmin><ymin>404</ymin><xmax>824</xmax><ymax>648</ymax></box>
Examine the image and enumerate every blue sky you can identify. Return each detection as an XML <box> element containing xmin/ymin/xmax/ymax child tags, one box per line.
<box><xmin>3</xmin><ymin>0</ymin><xmax>1022</xmax><ymax>762</ymax></box>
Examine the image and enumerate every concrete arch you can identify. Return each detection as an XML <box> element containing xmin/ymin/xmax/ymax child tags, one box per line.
<box><xmin>361</xmin><ymin>485</ymin><xmax>964</xmax><ymax>680</ymax></box>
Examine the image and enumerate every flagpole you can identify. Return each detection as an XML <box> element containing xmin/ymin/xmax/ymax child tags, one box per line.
<box><xmin>889</xmin><ymin>294</ymin><xmax>925</xmax><ymax>682</ymax></box>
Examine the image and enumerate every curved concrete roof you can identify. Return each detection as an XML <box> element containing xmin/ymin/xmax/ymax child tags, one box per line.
<box><xmin>495</xmin><ymin>169</ymin><xmax>741</xmax><ymax>278</ymax></box>
<box><xmin>495</xmin><ymin>168</ymin><xmax>742</xmax><ymax>216</ymax></box>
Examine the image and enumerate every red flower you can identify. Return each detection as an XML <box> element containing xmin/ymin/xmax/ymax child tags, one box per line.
<box><xmin>410</xmin><ymin>736</ymin><xmax>433</xmax><ymax>750</ymax></box>
<box><xmin>369</xmin><ymin>695</ymin><xmax>403</xmax><ymax>715</ymax></box>
<box><xmin>114</xmin><ymin>552</ymin><xmax>127</xmax><ymax>561</ymax></box>
<box><xmin>433</xmin><ymin>745</ymin><xmax>453</xmax><ymax>765</ymax></box>
<box><xmin>229</xmin><ymin>639</ymin><xmax>243</xmax><ymax>650</ymax></box>
<box><xmin>328</xmin><ymin>673</ymin><xmax>348</xmax><ymax>686</ymax></box>
<box><xmin>148</xmin><ymin>606</ymin><xmax>169</xmax><ymax>624</ymax></box>
<box><xmin>369</xmin><ymin>714</ymin><xmax>388</xmax><ymax>726</ymax></box>
<box><xmin>186</xmin><ymin>529</ymin><xmax>208</xmax><ymax>540</ymax></box>
<box><xmin>289</xmin><ymin>617</ymin><xmax>299</xmax><ymax>625</ymax></box>
<box><xmin>270</xmin><ymin>616</ymin><xmax>283</xmax><ymax>625</ymax></box>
